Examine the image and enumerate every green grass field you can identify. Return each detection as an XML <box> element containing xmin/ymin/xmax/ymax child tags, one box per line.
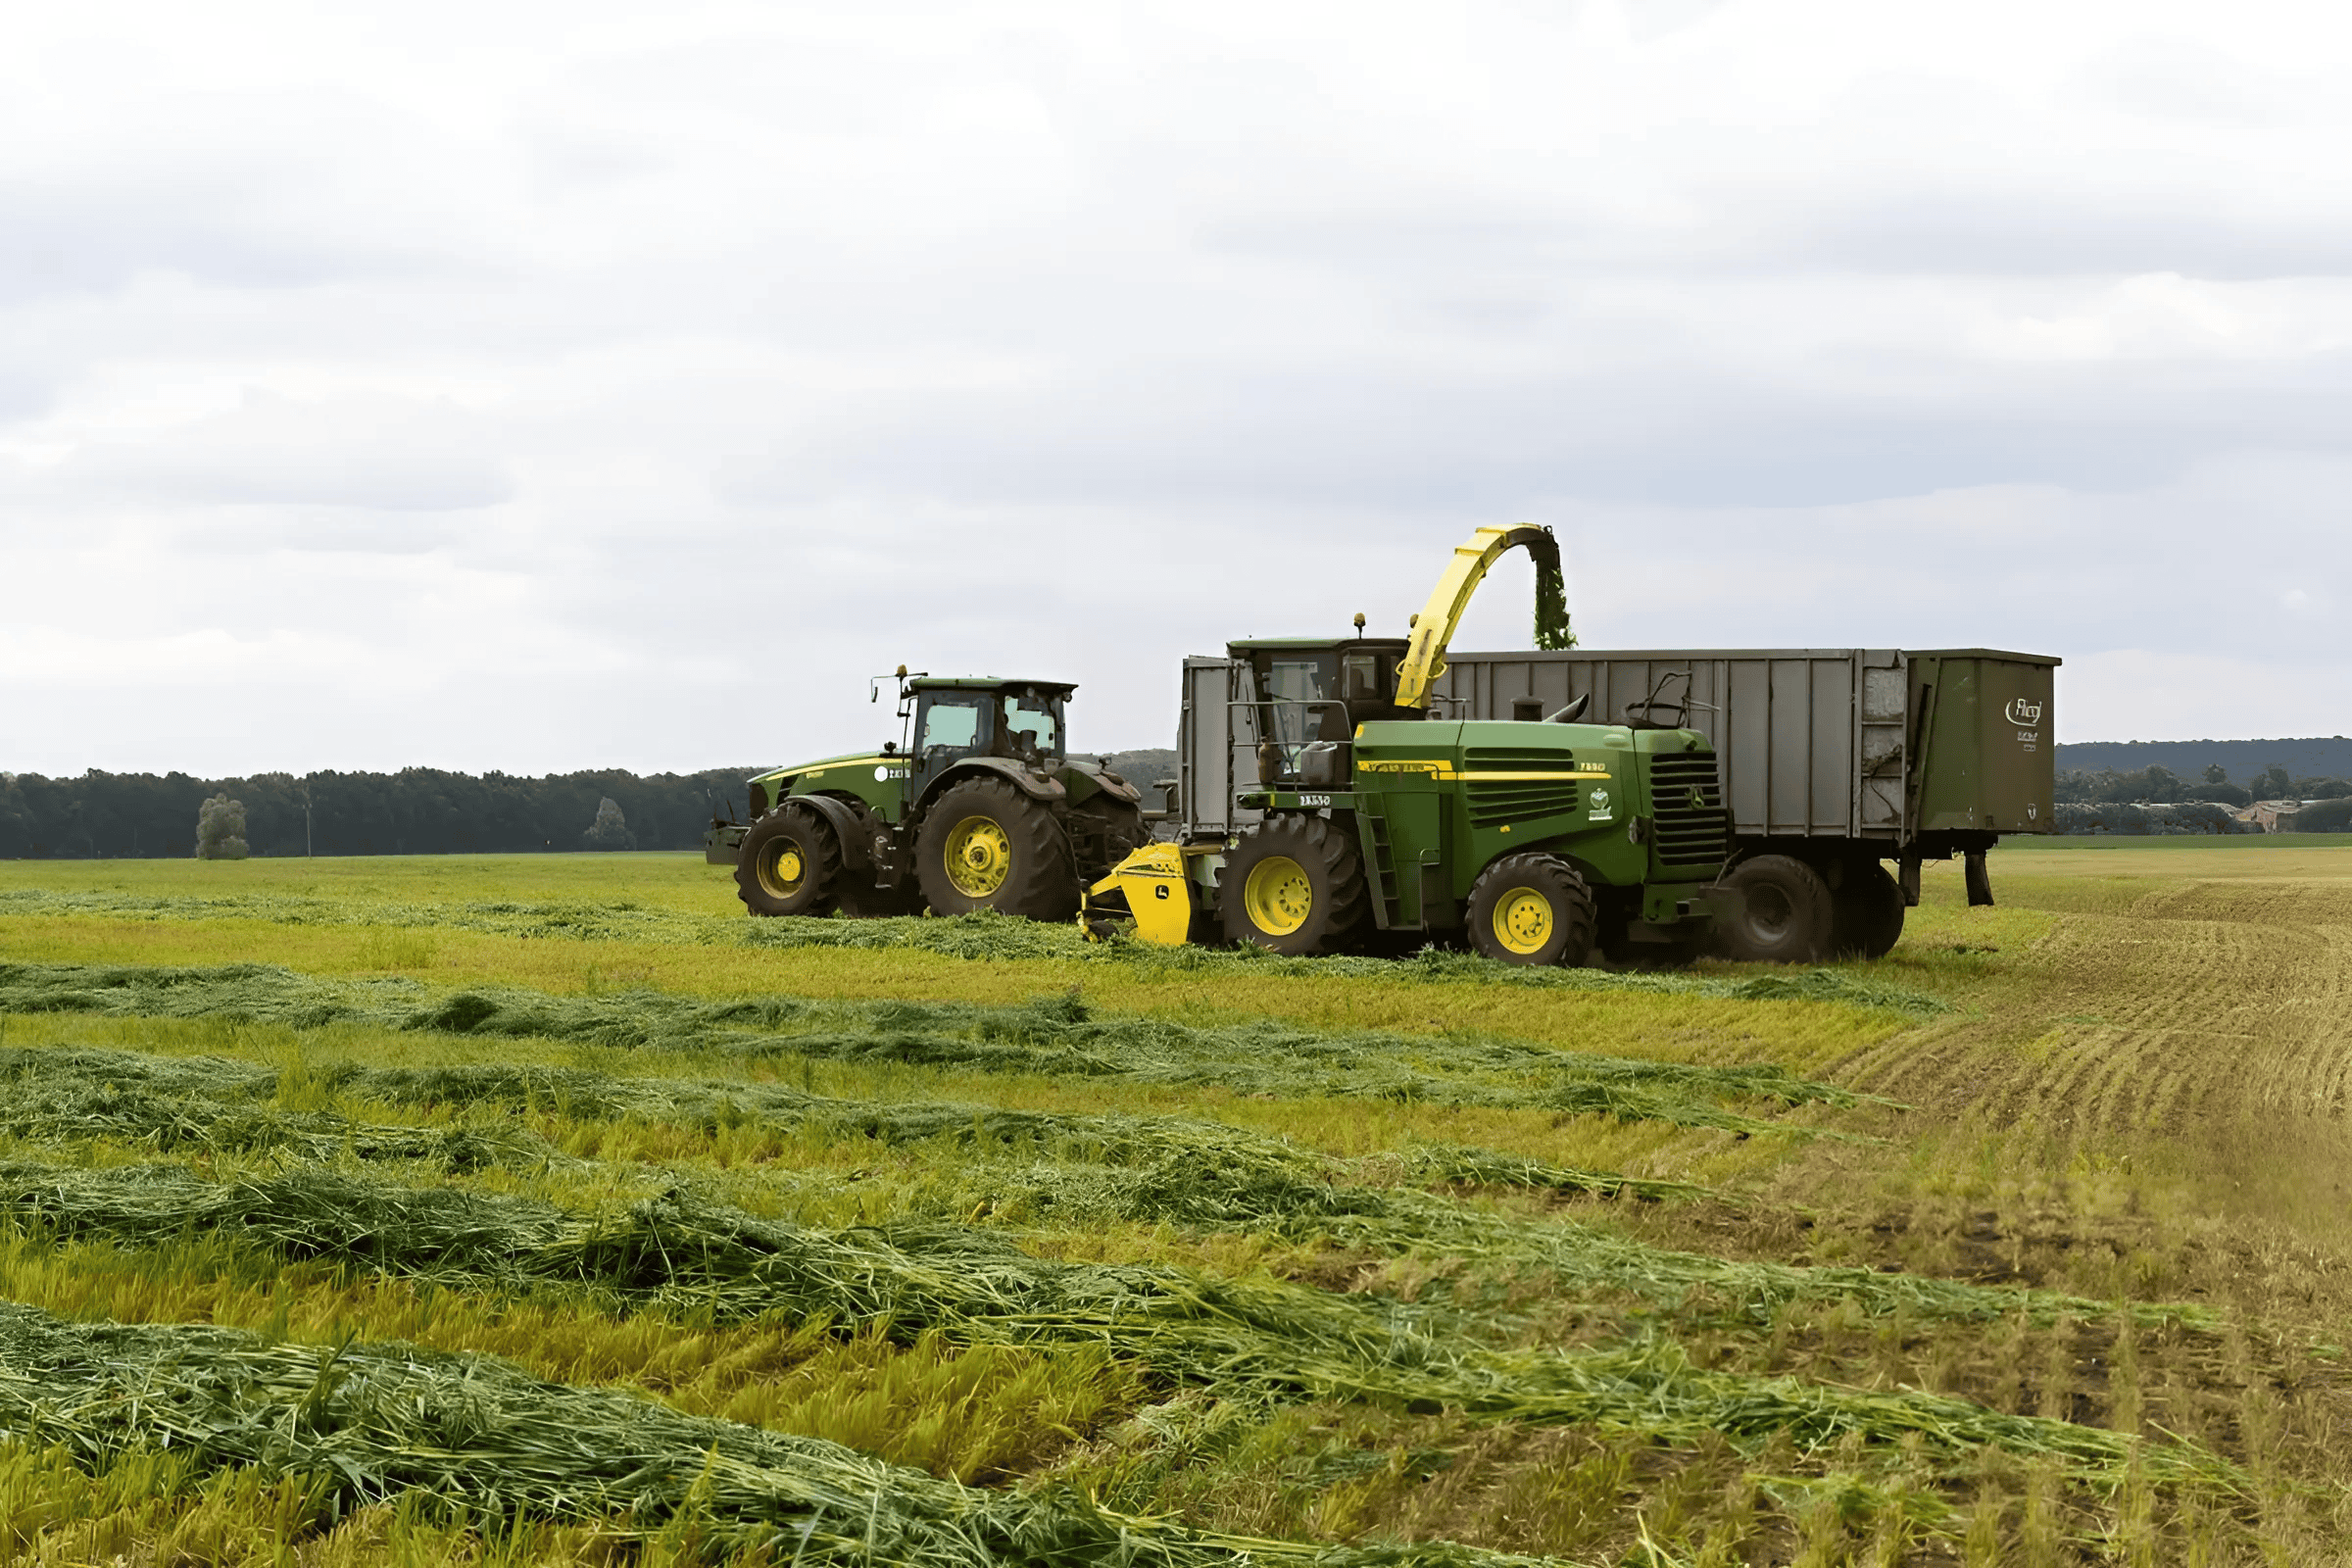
<box><xmin>0</xmin><ymin>841</ymin><xmax>2347</xmax><ymax>1565</ymax></box>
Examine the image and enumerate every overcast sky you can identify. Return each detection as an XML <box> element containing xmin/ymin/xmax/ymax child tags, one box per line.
<box><xmin>5</xmin><ymin>0</ymin><xmax>2350</xmax><ymax>775</ymax></box>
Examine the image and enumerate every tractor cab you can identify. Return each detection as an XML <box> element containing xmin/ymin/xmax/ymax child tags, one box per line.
<box><xmin>1228</xmin><ymin>636</ymin><xmax>1415</xmax><ymax>786</ymax></box>
<box><xmin>901</xmin><ymin>677</ymin><xmax>1073</xmax><ymax>798</ymax></box>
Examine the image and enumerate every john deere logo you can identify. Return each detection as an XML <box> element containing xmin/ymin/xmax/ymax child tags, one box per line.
<box><xmin>2004</xmin><ymin>697</ymin><xmax>2042</xmax><ymax>725</ymax></box>
<box><xmin>1687</xmin><ymin>786</ymin><xmax>1707</xmax><ymax>810</ymax></box>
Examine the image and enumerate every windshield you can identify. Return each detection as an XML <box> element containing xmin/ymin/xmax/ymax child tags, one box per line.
<box><xmin>1001</xmin><ymin>691</ymin><xmax>1063</xmax><ymax>759</ymax></box>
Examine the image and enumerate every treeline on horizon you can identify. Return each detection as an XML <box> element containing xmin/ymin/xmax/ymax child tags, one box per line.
<box><xmin>0</xmin><ymin>767</ymin><xmax>761</xmax><ymax>859</ymax></box>
<box><xmin>2055</xmin><ymin>762</ymin><xmax>2352</xmax><ymax>835</ymax></box>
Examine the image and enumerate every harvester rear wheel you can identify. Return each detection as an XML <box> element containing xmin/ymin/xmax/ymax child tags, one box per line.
<box><xmin>915</xmin><ymin>778</ymin><xmax>1077</xmax><ymax>919</ymax></box>
<box><xmin>734</xmin><ymin>808</ymin><xmax>841</xmax><ymax>917</ymax></box>
<box><xmin>1830</xmin><ymin>860</ymin><xmax>1906</xmax><ymax>959</ymax></box>
<box><xmin>1715</xmin><ymin>854</ymin><xmax>1833</xmax><ymax>962</ymax></box>
<box><xmin>1220</xmin><ymin>812</ymin><xmax>1368</xmax><ymax>956</ymax></box>
<box><xmin>1467</xmin><ymin>853</ymin><xmax>1597</xmax><ymax>966</ymax></box>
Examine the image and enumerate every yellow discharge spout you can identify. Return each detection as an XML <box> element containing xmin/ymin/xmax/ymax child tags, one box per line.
<box><xmin>1392</xmin><ymin>524</ymin><xmax>1570</xmax><ymax>711</ymax></box>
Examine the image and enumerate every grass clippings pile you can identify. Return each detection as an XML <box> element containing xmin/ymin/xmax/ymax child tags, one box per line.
<box><xmin>0</xmin><ymin>1298</ymin><xmax>1566</xmax><ymax>1568</ymax></box>
<box><xmin>0</xmin><ymin>1159</ymin><xmax>2230</xmax><ymax>1485</ymax></box>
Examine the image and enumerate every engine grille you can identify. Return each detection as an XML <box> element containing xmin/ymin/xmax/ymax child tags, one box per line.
<box><xmin>1462</xmin><ymin>746</ymin><xmax>1581</xmax><ymax>830</ymax></box>
<box><xmin>1644</xmin><ymin>754</ymin><xmax>1732</xmax><ymax>865</ymax></box>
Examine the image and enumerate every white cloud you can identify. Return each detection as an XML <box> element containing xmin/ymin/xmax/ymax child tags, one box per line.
<box><xmin>4</xmin><ymin>0</ymin><xmax>2352</xmax><ymax>775</ymax></box>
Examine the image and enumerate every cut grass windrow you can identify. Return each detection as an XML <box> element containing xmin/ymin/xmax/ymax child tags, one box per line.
<box><xmin>0</xmin><ymin>1042</ymin><xmax>1690</xmax><ymax>1201</ymax></box>
<box><xmin>0</xmin><ymin>961</ymin><xmax>1872</xmax><ymax>1132</ymax></box>
<box><xmin>0</xmin><ymin>896</ymin><xmax>1946</xmax><ymax>1015</ymax></box>
<box><xmin>0</xmin><ymin>1044</ymin><xmax>2209</xmax><ymax>1330</ymax></box>
<box><xmin>0</xmin><ymin>1298</ymin><xmax>1577</xmax><ymax>1567</ymax></box>
<box><xmin>0</xmin><ymin>1160</ymin><xmax>2234</xmax><ymax>1484</ymax></box>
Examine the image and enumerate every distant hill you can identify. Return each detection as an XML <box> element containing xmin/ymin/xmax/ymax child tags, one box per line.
<box><xmin>1101</xmin><ymin>749</ymin><xmax>1179</xmax><ymax>811</ymax></box>
<box><xmin>2056</xmin><ymin>737</ymin><xmax>2352</xmax><ymax>783</ymax></box>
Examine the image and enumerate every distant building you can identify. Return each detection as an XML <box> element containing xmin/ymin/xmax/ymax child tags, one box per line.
<box><xmin>2236</xmin><ymin>800</ymin><xmax>2312</xmax><ymax>832</ymax></box>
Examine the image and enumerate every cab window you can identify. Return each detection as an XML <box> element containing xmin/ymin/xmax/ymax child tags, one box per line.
<box><xmin>918</xmin><ymin>697</ymin><xmax>984</xmax><ymax>752</ymax></box>
<box><xmin>1002</xmin><ymin>692</ymin><xmax>1062</xmax><ymax>757</ymax></box>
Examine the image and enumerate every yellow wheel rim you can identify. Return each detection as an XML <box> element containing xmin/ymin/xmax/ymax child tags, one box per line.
<box><xmin>1492</xmin><ymin>887</ymin><xmax>1553</xmax><ymax>956</ymax></box>
<box><xmin>1243</xmin><ymin>855</ymin><xmax>1314</xmax><ymax>937</ymax></box>
<box><xmin>757</xmin><ymin>842</ymin><xmax>806</xmax><ymax>899</ymax></box>
<box><xmin>943</xmin><ymin>815</ymin><xmax>1013</xmax><ymax>898</ymax></box>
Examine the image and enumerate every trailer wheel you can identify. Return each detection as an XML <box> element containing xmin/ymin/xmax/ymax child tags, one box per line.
<box><xmin>1220</xmin><ymin>812</ymin><xmax>1369</xmax><ymax>956</ymax></box>
<box><xmin>1716</xmin><ymin>854</ymin><xmax>1833</xmax><ymax>962</ymax></box>
<box><xmin>735</xmin><ymin>808</ymin><xmax>841</xmax><ymax>917</ymax></box>
<box><xmin>1466</xmin><ymin>854</ymin><xmax>1598</xmax><ymax>967</ymax></box>
<box><xmin>1830</xmin><ymin>861</ymin><xmax>1906</xmax><ymax>959</ymax></box>
<box><xmin>914</xmin><ymin>778</ymin><xmax>1077</xmax><ymax>920</ymax></box>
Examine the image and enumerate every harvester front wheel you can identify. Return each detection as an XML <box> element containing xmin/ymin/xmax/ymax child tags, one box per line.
<box><xmin>1830</xmin><ymin>860</ymin><xmax>1905</xmax><ymax>959</ymax></box>
<box><xmin>1715</xmin><ymin>854</ymin><xmax>1833</xmax><ymax>962</ymax></box>
<box><xmin>735</xmin><ymin>808</ymin><xmax>841</xmax><ymax>917</ymax></box>
<box><xmin>1220</xmin><ymin>812</ymin><xmax>1368</xmax><ymax>956</ymax></box>
<box><xmin>915</xmin><ymin>778</ymin><xmax>1077</xmax><ymax>919</ymax></box>
<box><xmin>1467</xmin><ymin>854</ymin><xmax>1597</xmax><ymax>966</ymax></box>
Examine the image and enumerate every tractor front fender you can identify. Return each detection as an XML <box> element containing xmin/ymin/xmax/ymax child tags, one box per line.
<box><xmin>1058</xmin><ymin>763</ymin><xmax>1142</xmax><ymax>808</ymax></box>
<box><xmin>785</xmin><ymin>794</ymin><xmax>874</xmax><ymax>874</ymax></box>
<box><xmin>913</xmin><ymin>758</ymin><xmax>1067</xmax><ymax>819</ymax></box>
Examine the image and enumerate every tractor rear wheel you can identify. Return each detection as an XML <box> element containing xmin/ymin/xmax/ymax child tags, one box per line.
<box><xmin>735</xmin><ymin>808</ymin><xmax>841</xmax><ymax>917</ymax></box>
<box><xmin>1220</xmin><ymin>812</ymin><xmax>1369</xmax><ymax>956</ymax></box>
<box><xmin>1069</xmin><ymin>795</ymin><xmax>1148</xmax><ymax>883</ymax></box>
<box><xmin>1467</xmin><ymin>853</ymin><xmax>1598</xmax><ymax>966</ymax></box>
<box><xmin>915</xmin><ymin>778</ymin><xmax>1077</xmax><ymax>919</ymax></box>
<box><xmin>1830</xmin><ymin>860</ymin><xmax>1906</xmax><ymax>959</ymax></box>
<box><xmin>1715</xmin><ymin>854</ymin><xmax>1833</xmax><ymax>962</ymax></box>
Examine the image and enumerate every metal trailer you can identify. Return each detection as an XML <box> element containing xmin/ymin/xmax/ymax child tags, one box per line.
<box><xmin>1166</xmin><ymin>645</ymin><xmax>2055</xmax><ymax>960</ymax></box>
<box><xmin>1424</xmin><ymin>647</ymin><xmax>2059</xmax><ymax>908</ymax></box>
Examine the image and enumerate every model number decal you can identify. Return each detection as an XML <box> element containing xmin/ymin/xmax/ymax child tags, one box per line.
<box><xmin>1297</xmin><ymin>793</ymin><xmax>1333</xmax><ymax>808</ymax></box>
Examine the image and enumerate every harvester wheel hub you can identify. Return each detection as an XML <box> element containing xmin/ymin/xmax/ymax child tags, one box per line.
<box><xmin>1493</xmin><ymin>887</ymin><xmax>1553</xmax><ymax>956</ymax></box>
<box><xmin>943</xmin><ymin>815</ymin><xmax>1013</xmax><ymax>897</ymax></box>
<box><xmin>1243</xmin><ymin>856</ymin><xmax>1314</xmax><ymax>937</ymax></box>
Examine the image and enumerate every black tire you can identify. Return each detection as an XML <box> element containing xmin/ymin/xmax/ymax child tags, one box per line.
<box><xmin>734</xmin><ymin>808</ymin><xmax>841</xmax><ymax>917</ymax></box>
<box><xmin>1220</xmin><ymin>812</ymin><xmax>1369</xmax><ymax>956</ymax></box>
<box><xmin>1068</xmin><ymin>794</ymin><xmax>1148</xmax><ymax>883</ymax></box>
<box><xmin>1830</xmin><ymin>860</ymin><xmax>1906</xmax><ymax>959</ymax></box>
<box><xmin>1716</xmin><ymin>854</ymin><xmax>1834</xmax><ymax>963</ymax></box>
<box><xmin>914</xmin><ymin>777</ymin><xmax>1077</xmax><ymax>919</ymax></box>
<box><xmin>1467</xmin><ymin>853</ymin><xmax>1598</xmax><ymax>967</ymax></box>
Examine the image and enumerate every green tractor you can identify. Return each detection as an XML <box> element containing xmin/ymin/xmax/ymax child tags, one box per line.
<box><xmin>715</xmin><ymin>673</ymin><xmax>1146</xmax><ymax>921</ymax></box>
<box><xmin>1087</xmin><ymin>525</ymin><xmax>1733</xmax><ymax>965</ymax></box>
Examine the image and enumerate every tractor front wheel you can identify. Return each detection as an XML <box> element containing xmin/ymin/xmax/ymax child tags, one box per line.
<box><xmin>1467</xmin><ymin>853</ymin><xmax>1598</xmax><ymax>966</ymax></box>
<box><xmin>1220</xmin><ymin>812</ymin><xmax>1370</xmax><ymax>956</ymax></box>
<box><xmin>914</xmin><ymin>778</ymin><xmax>1077</xmax><ymax>919</ymax></box>
<box><xmin>735</xmin><ymin>808</ymin><xmax>842</xmax><ymax>917</ymax></box>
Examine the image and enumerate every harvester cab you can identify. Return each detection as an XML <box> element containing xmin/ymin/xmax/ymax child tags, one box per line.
<box><xmin>720</xmin><ymin>671</ymin><xmax>1144</xmax><ymax>925</ymax></box>
<box><xmin>1085</xmin><ymin>523</ymin><xmax>1738</xmax><ymax>966</ymax></box>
